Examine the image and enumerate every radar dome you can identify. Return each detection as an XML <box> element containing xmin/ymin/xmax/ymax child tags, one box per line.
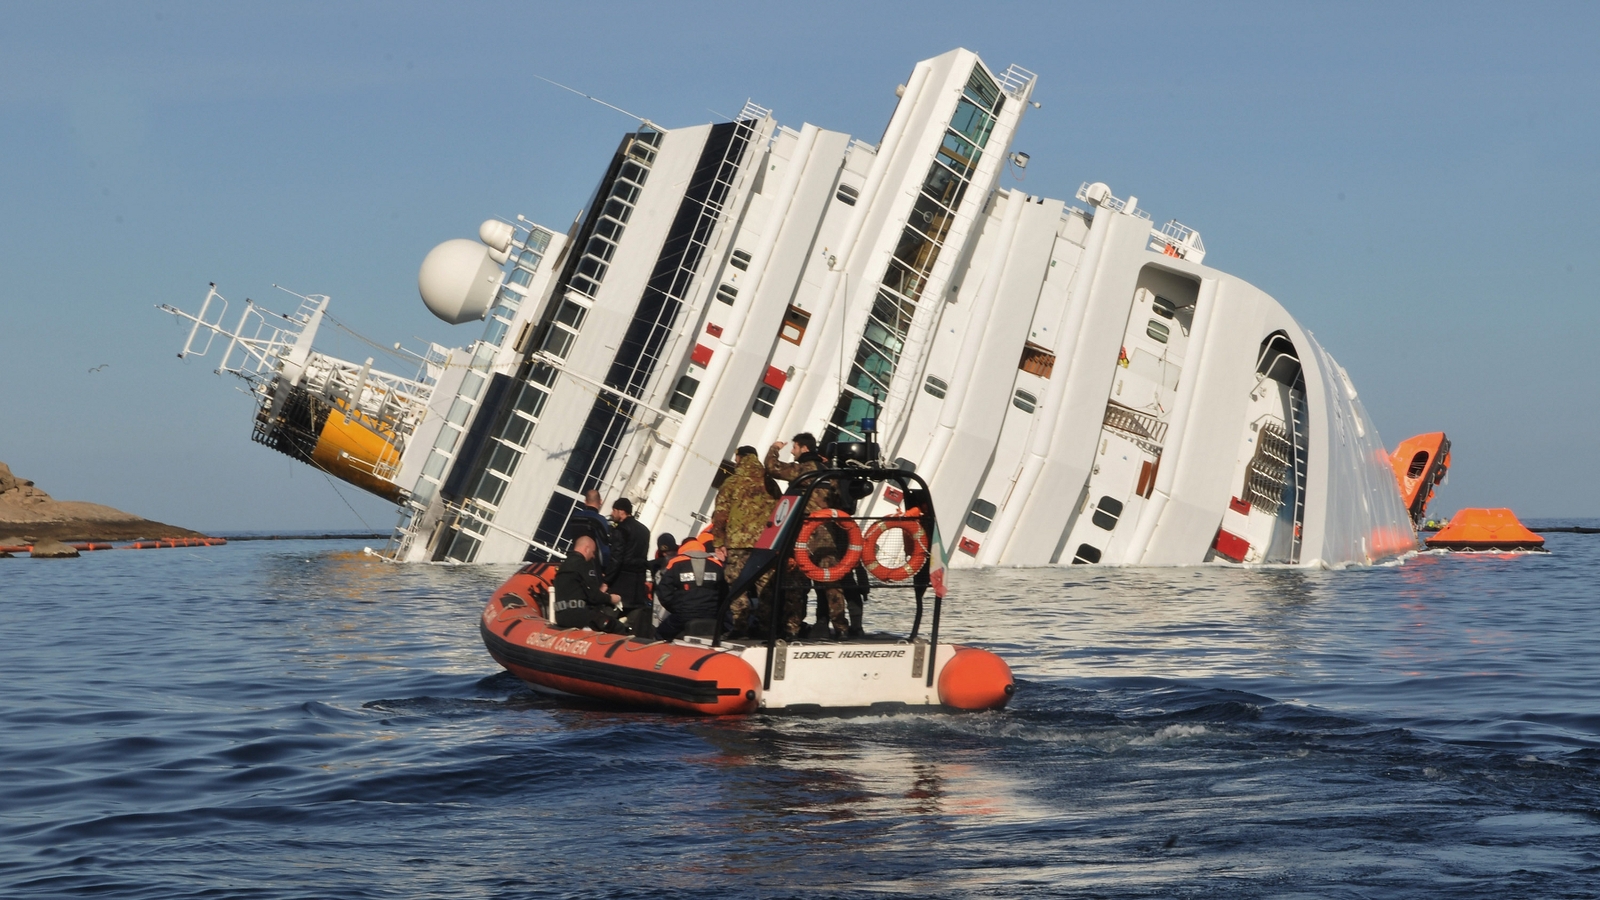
<box><xmin>418</xmin><ymin>239</ymin><xmax>501</xmax><ymax>325</ymax></box>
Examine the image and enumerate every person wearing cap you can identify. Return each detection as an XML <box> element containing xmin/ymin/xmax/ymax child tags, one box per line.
<box><xmin>656</xmin><ymin>537</ymin><xmax>727</xmax><ymax>641</ymax></box>
<box><xmin>607</xmin><ymin>497</ymin><xmax>653</xmax><ymax>638</ymax></box>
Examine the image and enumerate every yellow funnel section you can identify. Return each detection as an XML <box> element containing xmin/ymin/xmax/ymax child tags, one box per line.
<box><xmin>310</xmin><ymin>399</ymin><xmax>404</xmax><ymax>503</ymax></box>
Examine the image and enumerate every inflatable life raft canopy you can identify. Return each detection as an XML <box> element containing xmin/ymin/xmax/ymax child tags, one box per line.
<box><xmin>1425</xmin><ymin>508</ymin><xmax>1546</xmax><ymax>552</ymax></box>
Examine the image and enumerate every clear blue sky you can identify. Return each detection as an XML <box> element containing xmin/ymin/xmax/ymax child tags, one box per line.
<box><xmin>2</xmin><ymin>2</ymin><xmax>1595</xmax><ymax>532</ymax></box>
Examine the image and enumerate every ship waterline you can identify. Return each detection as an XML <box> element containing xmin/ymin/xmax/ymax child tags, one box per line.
<box><xmin>163</xmin><ymin>47</ymin><xmax>1414</xmax><ymax>568</ymax></box>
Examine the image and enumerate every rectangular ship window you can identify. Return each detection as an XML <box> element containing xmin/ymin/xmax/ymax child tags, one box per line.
<box><xmin>668</xmin><ymin>375</ymin><xmax>699</xmax><ymax>414</ymax></box>
<box><xmin>499</xmin><ymin>414</ymin><xmax>533</xmax><ymax>447</ymax></box>
<box><xmin>730</xmin><ymin>249</ymin><xmax>752</xmax><ymax>270</ymax></box>
<box><xmin>835</xmin><ymin>184</ymin><xmax>860</xmax><ymax>206</ymax></box>
<box><xmin>1013</xmin><ymin>389</ymin><xmax>1037</xmax><ymax>414</ymax></box>
<box><xmin>965</xmin><ymin>498</ymin><xmax>997</xmax><ymax>534</ymax></box>
<box><xmin>474</xmin><ymin>472</ymin><xmax>509</xmax><ymax>507</ymax></box>
<box><xmin>752</xmin><ymin>384</ymin><xmax>780</xmax><ymax>417</ymax></box>
<box><xmin>780</xmin><ymin>305</ymin><xmax>811</xmax><ymax>344</ymax></box>
<box><xmin>542</xmin><ymin>326</ymin><xmax>576</xmax><ymax>359</ymax></box>
<box><xmin>1092</xmin><ymin>496</ymin><xmax>1123</xmax><ymax>530</ymax></box>
<box><xmin>923</xmin><ymin>375</ymin><xmax>948</xmax><ymax>399</ymax></box>
<box><xmin>716</xmin><ymin>283</ymin><xmax>738</xmax><ymax>305</ymax></box>
<box><xmin>1147</xmin><ymin>320</ymin><xmax>1171</xmax><ymax>343</ymax></box>
<box><xmin>555</xmin><ymin>299</ymin><xmax>588</xmax><ymax>330</ymax></box>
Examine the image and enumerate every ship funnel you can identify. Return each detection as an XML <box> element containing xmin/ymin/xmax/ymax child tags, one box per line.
<box><xmin>419</xmin><ymin>238</ymin><xmax>502</xmax><ymax>324</ymax></box>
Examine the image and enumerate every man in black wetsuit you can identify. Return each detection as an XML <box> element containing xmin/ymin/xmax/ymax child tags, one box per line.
<box><xmin>552</xmin><ymin>536</ymin><xmax>625</xmax><ymax>632</ymax></box>
<box><xmin>656</xmin><ymin>537</ymin><xmax>727</xmax><ymax>641</ymax></box>
<box><xmin>607</xmin><ymin>498</ymin><xmax>653</xmax><ymax>638</ymax></box>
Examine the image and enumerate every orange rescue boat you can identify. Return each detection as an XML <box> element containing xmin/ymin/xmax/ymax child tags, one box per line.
<box><xmin>479</xmin><ymin>450</ymin><xmax>1015</xmax><ymax>716</ymax></box>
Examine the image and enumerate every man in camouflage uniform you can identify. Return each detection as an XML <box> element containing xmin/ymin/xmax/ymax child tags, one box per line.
<box><xmin>710</xmin><ymin>446</ymin><xmax>779</xmax><ymax>634</ymax></box>
<box><xmin>764</xmin><ymin>432</ymin><xmax>850</xmax><ymax>638</ymax></box>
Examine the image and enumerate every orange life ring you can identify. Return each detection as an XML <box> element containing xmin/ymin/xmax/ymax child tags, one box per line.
<box><xmin>862</xmin><ymin>514</ymin><xmax>930</xmax><ymax>581</ymax></box>
<box><xmin>794</xmin><ymin>509</ymin><xmax>862</xmax><ymax>582</ymax></box>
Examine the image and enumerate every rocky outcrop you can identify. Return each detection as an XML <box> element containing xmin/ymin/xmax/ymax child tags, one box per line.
<box><xmin>0</xmin><ymin>461</ymin><xmax>208</xmax><ymax>543</ymax></box>
<box><xmin>26</xmin><ymin>538</ymin><xmax>80</xmax><ymax>558</ymax></box>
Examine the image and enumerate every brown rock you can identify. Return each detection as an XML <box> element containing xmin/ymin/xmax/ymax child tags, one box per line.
<box><xmin>28</xmin><ymin>538</ymin><xmax>79</xmax><ymax>558</ymax></box>
<box><xmin>0</xmin><ymin>461</ymin><xmax>207</xmax><ymax>543</ymax></box>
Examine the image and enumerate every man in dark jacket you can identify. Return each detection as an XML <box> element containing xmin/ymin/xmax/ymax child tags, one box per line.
<box><xmin>607</xmin><ymin>497</ymin><xmax>653</xmax><ymax>638</ymax></box>
<box><xmin>566</xmin><ymin>490</ymin><xmax>612</xmax><ymax>572</ymax></box>
<box><xmin>552</xmin><ymin>536</ymin><xmax>625</xmax><ymax>632</ymax></box>
<box><xmin>656</xmin><ymin>538</ymin><xmax>727</xmax><ymax>641</ymax></box>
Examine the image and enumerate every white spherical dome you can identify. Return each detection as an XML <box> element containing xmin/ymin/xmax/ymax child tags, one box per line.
<box><xmin>478</xmin><ymin>219</ymin><xmax>514</xmax><ymax>253</ymax></box>
<box><xmin>418</xmin><ymin>239</ymin><xmax>501</xmax><ymax>325</ymax></box>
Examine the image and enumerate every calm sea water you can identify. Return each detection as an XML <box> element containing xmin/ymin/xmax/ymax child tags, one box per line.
<box><xmin>3</xmin><ymin>525</ymin><xmax>1599</xmax><ymax>899</ymax></box>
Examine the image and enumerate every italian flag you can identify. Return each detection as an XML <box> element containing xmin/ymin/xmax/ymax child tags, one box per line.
<box><xmin>927</xmin><ymin>521</ymin><xmax>949</xmax><ymax>599</ymax></box>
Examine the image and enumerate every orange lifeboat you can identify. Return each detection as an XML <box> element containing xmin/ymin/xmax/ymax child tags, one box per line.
<box><xmin>1425</xmin><ymin>508</ymin><xmax>1546</xmax><ymax>552</ymax></box>
<box><xmin>1390</xmin><ymin>433</ymin><xmax>1450</xmax><ymax>528</ymax></box>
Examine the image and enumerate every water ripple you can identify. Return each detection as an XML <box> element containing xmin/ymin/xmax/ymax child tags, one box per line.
<box><xmin>3</xmin><ymin>529</ymin><xmax>1600</xmax><ymax>897</ymax></box>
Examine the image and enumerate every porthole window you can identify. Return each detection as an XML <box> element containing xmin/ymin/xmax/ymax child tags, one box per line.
<box><xmin>924</xmin><ymin>375</ymin><xmax>949</xmax><ymax>399</ymax></box>
<box><xmin>1013</xmin><ymin>389</ymin><xmax>1037</xmax><ymax>414</ymax></box>
<box><xmin>730</xmin><ymin>249</ymin><xmax>752</xmax><ymax>271</ymax></box>
<box><xmin>1071</xmin><ymin>543</ymin><xmax>1102</xmax><ymax>564</ymax></box>
<box><xmin>965</xmin><ymin>498</ymin><xmax>997</xmax><ymax>534</ymax></box>
<box><xmin>1147</xmin><ymin>320</ymin><xmax>1170</xmax><ymax>343</ymax></box>
<box><xmin>1091</xmin><ymin>495</ymin><xmax>1123</xmax><ymax>531</ymax></box>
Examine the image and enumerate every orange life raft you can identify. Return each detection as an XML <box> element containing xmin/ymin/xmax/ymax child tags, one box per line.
<box><xmin>1425</xmin><ymin>508</ymin><xmax>1546</xmax><ymax>552</ymax></box>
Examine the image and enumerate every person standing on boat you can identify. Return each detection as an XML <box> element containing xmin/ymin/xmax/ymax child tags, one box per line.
<box><xmin>607</xmin><ymin>498</ymin><xmax>653</xmax><ymax>639</ymax></box>
<box><xmin>552</xmin><ymin>536</ymin><xmax>625</xmax><ymax>632</ymax></box>
<box><xmin>711</xmin><ymin>446</ymin><xmax>780</xmax><ymax>634</ymax></box>
<box><xmin>566</xmin><ymin>490</ymin><xmax>613</xmax><ymax>572</ymax></box>
<box><xmin>656</xmin><ymin>537</ymin><xmax>727</xmax><ymax>641</ymax></box>
<box><xmin>764</xmin><ymin>433</ymin><xmax>850</xmax><ymax>639</ymax></box>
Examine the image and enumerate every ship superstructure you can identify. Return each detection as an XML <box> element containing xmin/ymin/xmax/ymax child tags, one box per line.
<box><xmin>163</xmin><ymin>47</ymin><xmax>1417</xmax><ymax>568</ymax></box>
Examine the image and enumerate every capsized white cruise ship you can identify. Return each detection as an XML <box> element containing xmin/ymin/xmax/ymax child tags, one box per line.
<box><xmin>161</xmin><ymin>47</ymin><xmax>1419</xmax><ymax>568</ymax></box>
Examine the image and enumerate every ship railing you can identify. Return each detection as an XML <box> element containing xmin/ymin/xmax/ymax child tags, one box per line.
<box><xmin>997</xmin><ymin>63</ymin><xmax>1037</xmax><ymax>98</ymax></box>
<box><xmin>1076</xmin><ymin>182</ymin><xmax>1153</xmax><ymax>220</ymax></box>
<box><xmin>1107</xmin><ymin>398</ymin><xmax>1171</xmax><ymax>451</ymax></box>
<box><xmin>1148</xmin><ymin>219</ymin><xmax>1206</xmax><ymax>263</ymax></box>
<box><xmin>736</xmin><ymin>98</ymin><xmax>771</xmax><ymax>122</ymax></box>
<box><xmin>160</xmin><ymin>289</ymin><xmax>305</xmax><ymax>386</ymax></box>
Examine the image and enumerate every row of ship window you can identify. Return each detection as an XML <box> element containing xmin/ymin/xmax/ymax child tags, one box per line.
<box><xmin>828</xmin><ymin>64</ymin><xmax>1007</xmax><ymax>442</ymax></box>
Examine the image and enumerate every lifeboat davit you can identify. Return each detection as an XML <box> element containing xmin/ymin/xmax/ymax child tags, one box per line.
<box><xmin>1425</xmin><ymin>508</ymin><xmax>1546</xmax><ymax>552</ymax></box>
<box><xmin>479</xmin><ymin>448</ymin><xmax>1015</xmax><ymax>715</ymax></box>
